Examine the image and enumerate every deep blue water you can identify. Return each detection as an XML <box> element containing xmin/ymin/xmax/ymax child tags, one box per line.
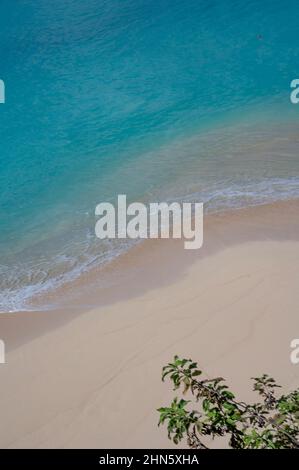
<box><xmin>0</xmin><ymin>0</ymin><xmax>299</xmax><ymax>311</ymax></box>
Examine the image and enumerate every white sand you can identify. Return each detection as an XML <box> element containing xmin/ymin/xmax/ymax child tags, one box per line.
<box><xmin>0</xmin><ymin>201</ymin><xmax>299</xmax><ymax>448</ymax></box>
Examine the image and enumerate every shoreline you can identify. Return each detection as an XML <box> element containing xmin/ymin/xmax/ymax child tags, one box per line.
<box><xmin>3</xmin><ymin>185</ymin><xmax>299</xmax><ymax>315</ymax></box>
<box><xmin>0</xmin><ymin>199</ymin><xmax>299</xmax><ymax>448</ymax></box>
<box><xmin>1</xmin><ymin>198</ymin><xmax>299</xmax><ymax>350</ymax></box>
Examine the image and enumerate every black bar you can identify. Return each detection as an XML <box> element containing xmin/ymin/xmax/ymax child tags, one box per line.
<box><xmin>0</xmin><ymin>449</ymin><xmax>296</xmax><ymax>468</ymax></box>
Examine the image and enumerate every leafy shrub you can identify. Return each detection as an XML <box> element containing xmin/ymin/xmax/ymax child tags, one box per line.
<box><xmin>158</xmin><ymin>356</ymin><xmax>299</xmax><ymax>449</ymax></box>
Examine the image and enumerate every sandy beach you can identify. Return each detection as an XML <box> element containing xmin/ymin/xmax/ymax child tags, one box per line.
<box><xmin>0</xmin><ymin>200</ymin><xmax>299</xmax><ymax>448</ymax></box>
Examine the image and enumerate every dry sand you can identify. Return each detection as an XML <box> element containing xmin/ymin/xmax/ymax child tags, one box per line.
<box><xmin>0</xmin><ymin>200</ymin><xmax>299</xmax><ymax>448</ymax></box>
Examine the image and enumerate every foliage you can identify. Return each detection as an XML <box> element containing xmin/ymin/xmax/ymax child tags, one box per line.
<box><xmin>158</xmin><ymin>356</ymin><xmax>299</xmax><ymax>449</ymax></box>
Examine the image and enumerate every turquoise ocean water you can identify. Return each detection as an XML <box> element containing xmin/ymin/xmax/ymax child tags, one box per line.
<box><xmin>0</xmin><ymin>0</ymin><xmax>299</xmax><ymax>311</ymax></box>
